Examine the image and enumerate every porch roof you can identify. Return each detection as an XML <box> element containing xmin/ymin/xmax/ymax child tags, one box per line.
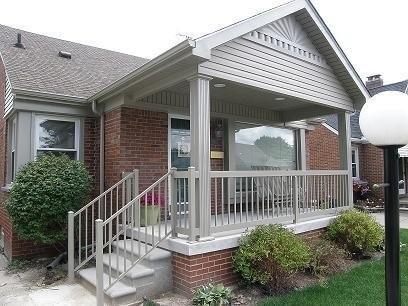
<box><xmin>91</xmin><ymin>0</ymin><xmax>369</xmax><ymax>116</ymax></box>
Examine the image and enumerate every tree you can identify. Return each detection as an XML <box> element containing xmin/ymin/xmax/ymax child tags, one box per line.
<box><xmin>254</xmin><ymin>135</ymin><xmax>294</xmax><ymax>159</ymax></box>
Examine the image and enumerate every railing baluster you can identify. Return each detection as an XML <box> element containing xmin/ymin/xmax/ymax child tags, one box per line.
<box><xmin>251</xmin><ymin>177</ymin><xmax>254</xmax><ymax>221</ymax></box>
<box><xmin>108</xmin><ymin>221</ymin><xmax>112</xmax><ymax>285</ymax></box>
<box><xmin>214</xmin><ymin>177</ymin><xmax>218</xmax><ymax>227</ymax></box>
<box><xmin>221</xmin><ymin>177</ymin><xmax>225</xmax><ymax>226</ymax></box>
<box><xmin>234</xmin><ymin>177</ymin><xmax>237</xmax><ymax>224</ymax></box>
<box><xmin>85</xmin><ymin>208</ymin><xmax>88</xmax><ymax>259</ymax></box>
<box><xmin>78</xmin><ymin>212</ymin><xmax>81</xmax><ymax>264</ymax></box>
<box><xmin>246</xmin><ymin>177</ymin><xmax>249</xmax><ymax>222</ymax></box>
<box><xmin>68</xmin><ymin>211</ymin><xmax>74</xmax><ymax>281</ymax></box>
<box><xmin>239</xmin><ymin>177</ymin><xmax>243</xmax><ymax>223</ymax></box>
<box><xmin>262</xmin><ymin>177</ymin><xmax>265</xmax><ymax>219</ymax></box>
<box><xmin>158</xmin><ymin>182</ymin><xmax>162</xmax><ymax>240</ymax></box>
<box><xmin>266</xmin><ymin>176</ymin><xmax>270</xmax><ymax>219</ymax></box>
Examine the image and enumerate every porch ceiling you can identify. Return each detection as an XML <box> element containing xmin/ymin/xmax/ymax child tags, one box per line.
<box><xmin>168</xmin><ymin>78</ymin><xmax>322</xmax><ymax>112</ymax></box>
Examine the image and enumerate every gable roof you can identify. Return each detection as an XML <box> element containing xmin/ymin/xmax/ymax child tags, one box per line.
<box><xmin>92</xmin><ymin>0</ymin><xmax>369</xmax><ymax>105</ymax></box>
<box><xmin>323</xmin><ymin>80</ymin><xmax>408</xmax><ymax>139</ymax></box>
<box><xmin>0</xmin><ymin>24</ymin><xmax>149</xmax><ymax>99</ymax></box>
<box><xmin>194</xmin><ymin>0</ymin><xmax>370</xmax><ymax>105</ymax></box>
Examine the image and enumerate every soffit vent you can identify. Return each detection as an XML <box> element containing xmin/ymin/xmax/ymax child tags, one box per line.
<box><xmin>58</xmin><ymin>51</ymin><xmax>72</xmax><ymax>59</ymax></box>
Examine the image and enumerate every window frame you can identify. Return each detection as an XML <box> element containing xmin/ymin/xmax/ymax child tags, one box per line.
<box><xmin>351</xmin><ymin>146</ymin><xmax>360</xmax><ymax>179</ymax></box>
<box><xmin>34</xmin><ymin>115</ymin><xmax>80</xmax><ymax>160</ymax></box>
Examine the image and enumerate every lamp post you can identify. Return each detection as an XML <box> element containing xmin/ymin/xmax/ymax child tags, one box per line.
<box><xmin>360</xmin><ymin>91</ymin><xmax>408</xmax><ymax>306</ymax></box>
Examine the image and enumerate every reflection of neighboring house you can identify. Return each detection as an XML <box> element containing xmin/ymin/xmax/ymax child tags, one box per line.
<box><xmin>308</xmin><ymin>75</ymin><xmax>408</xmax><ymax>197</ymax></box>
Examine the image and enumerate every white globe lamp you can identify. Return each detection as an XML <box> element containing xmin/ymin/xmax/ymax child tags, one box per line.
<box><xmin>359</xmin><ymin>90</ymin><xmax>408</xmax><ymax>306</ymax></box>
<box><xmin>360</xmin><ymin>91</ymin><xmax>408</xmax><ymax>146</ymax></box>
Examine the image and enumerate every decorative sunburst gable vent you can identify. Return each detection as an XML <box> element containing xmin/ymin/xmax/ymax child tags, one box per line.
<box><xmin>242</xmin><ymin>15</ymin><xmax>329</xmax><ymax>69</ymax></box>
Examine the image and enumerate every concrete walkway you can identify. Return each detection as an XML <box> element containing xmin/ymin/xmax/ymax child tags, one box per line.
<box><xmin>0</xmin><ymin>255</ymin><xmax>97</xmax><ymax>306</ymax></box>
<box><xmin>371</xmin><ymin>211</ymin><xmax>408</xmax><ymax>229</ymax></box>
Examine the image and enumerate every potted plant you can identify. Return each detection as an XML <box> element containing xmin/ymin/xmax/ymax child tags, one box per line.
<box><xmin>140</xmin><ymin>194</ymin><xmax>166</xmax><ymax>226</ymax></box>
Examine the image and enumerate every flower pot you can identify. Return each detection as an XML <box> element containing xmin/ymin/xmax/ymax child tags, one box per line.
<box><xmin>140</xmin><ymin>206</ymin><xmax>160</xmax><ymax>226</ymax></box>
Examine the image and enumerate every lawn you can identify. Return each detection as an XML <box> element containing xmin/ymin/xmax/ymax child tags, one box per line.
<box><xmin>260</xmin><ymin>229</ymin><xmax>408</xmax><ymax>306</ymax></box>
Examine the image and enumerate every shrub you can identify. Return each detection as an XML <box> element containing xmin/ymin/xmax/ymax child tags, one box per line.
<box><xmin>6</xmin><ymin>154</ymin><xmax>91</xmax><ymax>246</ymax></box>
<box><xmin>233</xmin><ymin>224</ymin><xmax>311</xmax><ymax>293</ymax></box>
<box><xmin>326</xmin><ymin>209</ymin><xmax>384</xmax><ymax>256</ymax></box>
<box><xmin>307</xmin><ymin>238</ymin><xmax>347</xmax><ymax>276</ymax></box>
<box><xmin>192</xmin><ymin>283</ymin><xmax>232</xmax><ymax>306</ymax></box>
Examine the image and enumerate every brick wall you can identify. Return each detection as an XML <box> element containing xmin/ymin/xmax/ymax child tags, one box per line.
<box><xmin>0</xmin><ymin>58</ymin><xmax>11</xmax><ymax>257</ymax></box>
<box><xmin>305</xmin><ymin>124</ymin><xmax>340</xmax><ymax>170</ymax></box>
<box><xmin>172</xmin><ymin>228</ymin><xmax>326</xmax><ymax>295</ymax></box>
<box><xmin>306</xmin><ymin>124</ymin><xmax>384</xmax><ymax>199</ymax></box>
<box><xmin>360</xmin><ymin>143</ymin><xmax>384</xmax><ymax>198</ymax></box>
<box><xmin>172</xmin><ymin>249</ymin><xmax>239</xmax><ymax>296</ymax></box>
<box><xmin>84</xmin><ymin>117</ymin><xmax>100</xmax><ymax>197</ymax></box>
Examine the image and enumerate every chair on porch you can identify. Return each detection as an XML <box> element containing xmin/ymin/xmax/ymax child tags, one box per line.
<box><xmin>251</xmin><ymin>166</ymin><xmax>293</xmax><ymax>215</ymax></box>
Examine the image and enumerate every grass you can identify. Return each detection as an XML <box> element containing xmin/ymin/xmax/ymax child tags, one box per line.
<box><xmin>260</xmin><ymin>229</ymin><xmax>408</xmax><ymax>306</ymax></box>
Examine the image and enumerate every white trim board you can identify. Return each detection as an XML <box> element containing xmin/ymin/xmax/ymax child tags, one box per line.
<box><xmin>128</xmin><ymin>216</ymin><xmax>336</xmax><ymax>256</ymax></box>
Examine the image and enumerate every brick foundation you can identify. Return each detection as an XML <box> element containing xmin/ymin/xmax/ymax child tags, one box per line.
<box><xmin>172</xmin><ymin>228</ymin><xmax>326</xmax><ymax>296</ymax></box>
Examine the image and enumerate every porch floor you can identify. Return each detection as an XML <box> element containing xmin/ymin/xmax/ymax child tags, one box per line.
<box><xmin>124</xmin><ymin>209</ymin><xmax>340</xmax><ymax>244</ymax></box>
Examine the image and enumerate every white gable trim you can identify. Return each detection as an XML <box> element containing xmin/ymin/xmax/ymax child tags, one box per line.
<box><xmin>322</xmin><ymin>122</ymin><xmax>338</xmax><ymax>135</ymax></box>
<box><xmin>195</xmin><ymin>0</ymin><xmax>369</xmax><ymax>101</ymax></box>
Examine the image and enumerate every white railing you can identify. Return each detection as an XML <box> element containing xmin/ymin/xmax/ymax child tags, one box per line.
<box><xmin>68</xmin><ymin>170</ymin><xmax>139</xmax><ymax>280</ymax></box>
<box><xmin>95</xmin><ymin>171</ymin><xmax>172</xmax><ymax>303</ymax></box>
<box><xmin>209</xmin><ymin>170</ymin><xmax>350</xmax><ymax>233</ymax></box>
<box><xmin>172</xmin><ymin>169</ymin><xmax>351</xmax><ymax>238</ymax></box>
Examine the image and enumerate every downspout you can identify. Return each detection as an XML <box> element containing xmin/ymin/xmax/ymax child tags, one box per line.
<box><xmin>92</xmin><ymin>100</ymin><xmax>104</xmax><ymax>194</ymax></box>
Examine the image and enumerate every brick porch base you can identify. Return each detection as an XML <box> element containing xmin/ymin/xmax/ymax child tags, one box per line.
<box><xmin>172</xmin><ymin>228</ymin><xmax>326</xmax><ymax>296</ymax></box>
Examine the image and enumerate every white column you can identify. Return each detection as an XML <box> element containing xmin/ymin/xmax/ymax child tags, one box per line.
<box><xmin>297</xmin><ymin>129</ymin><xmax>307</xmax><ymax>170</ymax></box>
<box><xmin>189</xmin><ymin>75</ymin><xmax>212</xmax><ymax>239</ymax></box>
<box><xmin>338</xmin><ymin>112</ymin><xmax>353</xmax><ymax>207</ymax></box>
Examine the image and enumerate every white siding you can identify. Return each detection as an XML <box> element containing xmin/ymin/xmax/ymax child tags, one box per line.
<box><xmin>198</xmin><ymin>15</ymin><xmax>354</xmax><ymax>111</ymax></box>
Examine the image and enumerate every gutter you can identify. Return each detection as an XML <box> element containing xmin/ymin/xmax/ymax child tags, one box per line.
<box><xmin>13</xmin><ymin>88</ymin><xmax>87</xmax><ymax>104</ymax></box>
<box><xmin>88</xmin><ymin>39</ymin><xmax>197</xmax><ymax>103</ymax></box>
<box><xmin>92</xmin><ymin>101</ymin><xmax>104</xmax><ymax>194</ymax></box>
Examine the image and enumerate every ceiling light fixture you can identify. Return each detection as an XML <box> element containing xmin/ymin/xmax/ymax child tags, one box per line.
<box><xmin>275</xmin><ymin>97</ymin><xmax>285</xmax><ymax>101</ymax></box>
<box><xmin>213</xmin><ymin>83</ymin><xmax>226</xmax><ymax>88</ymax></box>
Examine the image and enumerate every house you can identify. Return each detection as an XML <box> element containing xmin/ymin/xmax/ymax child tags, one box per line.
<box><xmin>0</xmin><ymin>0</ymin><xmax>371</xmax><ymax>303</ymax></box>
<box><xmin>309</xmin><ymin>75</ymin><xmax>408</xmax><ymax>198</ymax></box>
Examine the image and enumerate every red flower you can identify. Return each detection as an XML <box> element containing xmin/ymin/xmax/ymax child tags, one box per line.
<box><xmin>140</xmin><ymin>193</ymin><xmax>167</xmax><ymax>207</ymax></box>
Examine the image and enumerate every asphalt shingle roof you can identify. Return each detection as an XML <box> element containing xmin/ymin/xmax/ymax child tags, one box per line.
<box><xmin>323</xmin><ymin>80</ymin><xmax>408</xmax><ymax>139</ymax></box>
<box><xmin>0</xmin><ymin>24</ymin><xmax>149</xmax><ymax>99</ymax></box>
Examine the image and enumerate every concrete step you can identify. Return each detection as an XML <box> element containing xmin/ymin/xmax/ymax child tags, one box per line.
<box><xmin>78</xmin><ymin>267</ymin><xmax>138</xmax><ymax>305</ymax></box>
<box><xmin>112</xmin><ymin>239</ymin><xmax>171</xmax><ymax>268</ymax></box>
<box><xmin>102</xmin><ymin>253</ymin><xmax>154</xmax><ymax>287</ymax></box>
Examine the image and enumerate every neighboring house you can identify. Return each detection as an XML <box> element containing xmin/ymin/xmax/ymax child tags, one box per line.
<box><xmin>309</xmin><ymin>75</ymin><xmax>408</xmax><ymax>198</ymax></box>
<box><xmin>0</xmin><ymin>0</ymin><xmax>371</xmax><ymax>301</ymax></box>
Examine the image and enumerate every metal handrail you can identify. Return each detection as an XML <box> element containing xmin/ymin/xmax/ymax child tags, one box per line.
<box><xmin>74</xmin><ymin>172</ymin><xmax>135</xmax><ymax>217</ymax></box>
<box><xmin>96</xmin><ymin>170</ymin><xmax>173</xmax><ymax>294</ymax></box>
<box><xmin>68</xmin><ymin>169</ymin><xmax>139</xmax><ymax>280</ymax></box>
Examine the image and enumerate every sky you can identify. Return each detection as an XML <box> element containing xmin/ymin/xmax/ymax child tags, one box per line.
<box><xmin>0</xmin><ymin>0</ymin><xmax>407</xmax><ymax>84</ymax></box>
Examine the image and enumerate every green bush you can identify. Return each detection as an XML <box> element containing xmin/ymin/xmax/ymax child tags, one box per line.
<box><xmin>192</xmin><ymin>283</ymin><xmax>232</xmax><ymax>306</ymax></box>
<box><xmin>233</xmin><ymin>224</ymin><xmax>311</xmax><ymax>293</ymax></box>
<box><xmin>326</xmin><ymin>209</ymin><xmax>384</xmax><ymax>256</ymax></box>
<box><xmin>6</xmin><ymin>154</ymin><xmax>91</xmax><ymax>245</ymax></box>
<box><xmin>307</xmin><ymin>238</ymin><xmax>346</xmax><ymax>276</ymax></box>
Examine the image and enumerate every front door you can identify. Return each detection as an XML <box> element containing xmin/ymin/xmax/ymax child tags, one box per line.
<box><xmin>170</xmin><ymin>118</ymin><xmax>190</xmax><ymax>170</ymax></box>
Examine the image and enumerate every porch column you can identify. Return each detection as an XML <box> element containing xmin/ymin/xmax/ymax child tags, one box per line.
<box><xmin>297</xmin><ymin>129</ymin><xmax>307</xmax><ymax>170</ymax></box>
<box><xmin>338</xmin><ymin>112</ymin><xmax>353</xmax><ymax>207</ymax></box>
<box><xmin>189</xmin><ymin>75</ymin><xmax>212</xmax><ymax>240</ymax></box>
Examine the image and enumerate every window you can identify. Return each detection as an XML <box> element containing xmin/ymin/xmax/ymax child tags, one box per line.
<box><xmin>10</xmin><ymin>117</ymin><xmax>16</xmax><ymax>181</ymax></box>
<box><xmin>351</xmin><ymin>147</ymin><xmax>359</xmax><ymax>178</ymax></box>
<box><xmin>234</xmin><ymin>122</ymin><xmax>296</xmax><ymax>171</ymax></box>
<box><xmin>35</xmin><ymin>116</ymin><xmax>80</xmax><ymax>159</ymax></box>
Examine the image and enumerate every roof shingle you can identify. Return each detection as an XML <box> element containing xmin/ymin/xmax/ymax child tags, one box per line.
<box><xmin>0</xmin><ymin>24</ymin><xmax>149</xmax><ymax>99</ymax></box>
